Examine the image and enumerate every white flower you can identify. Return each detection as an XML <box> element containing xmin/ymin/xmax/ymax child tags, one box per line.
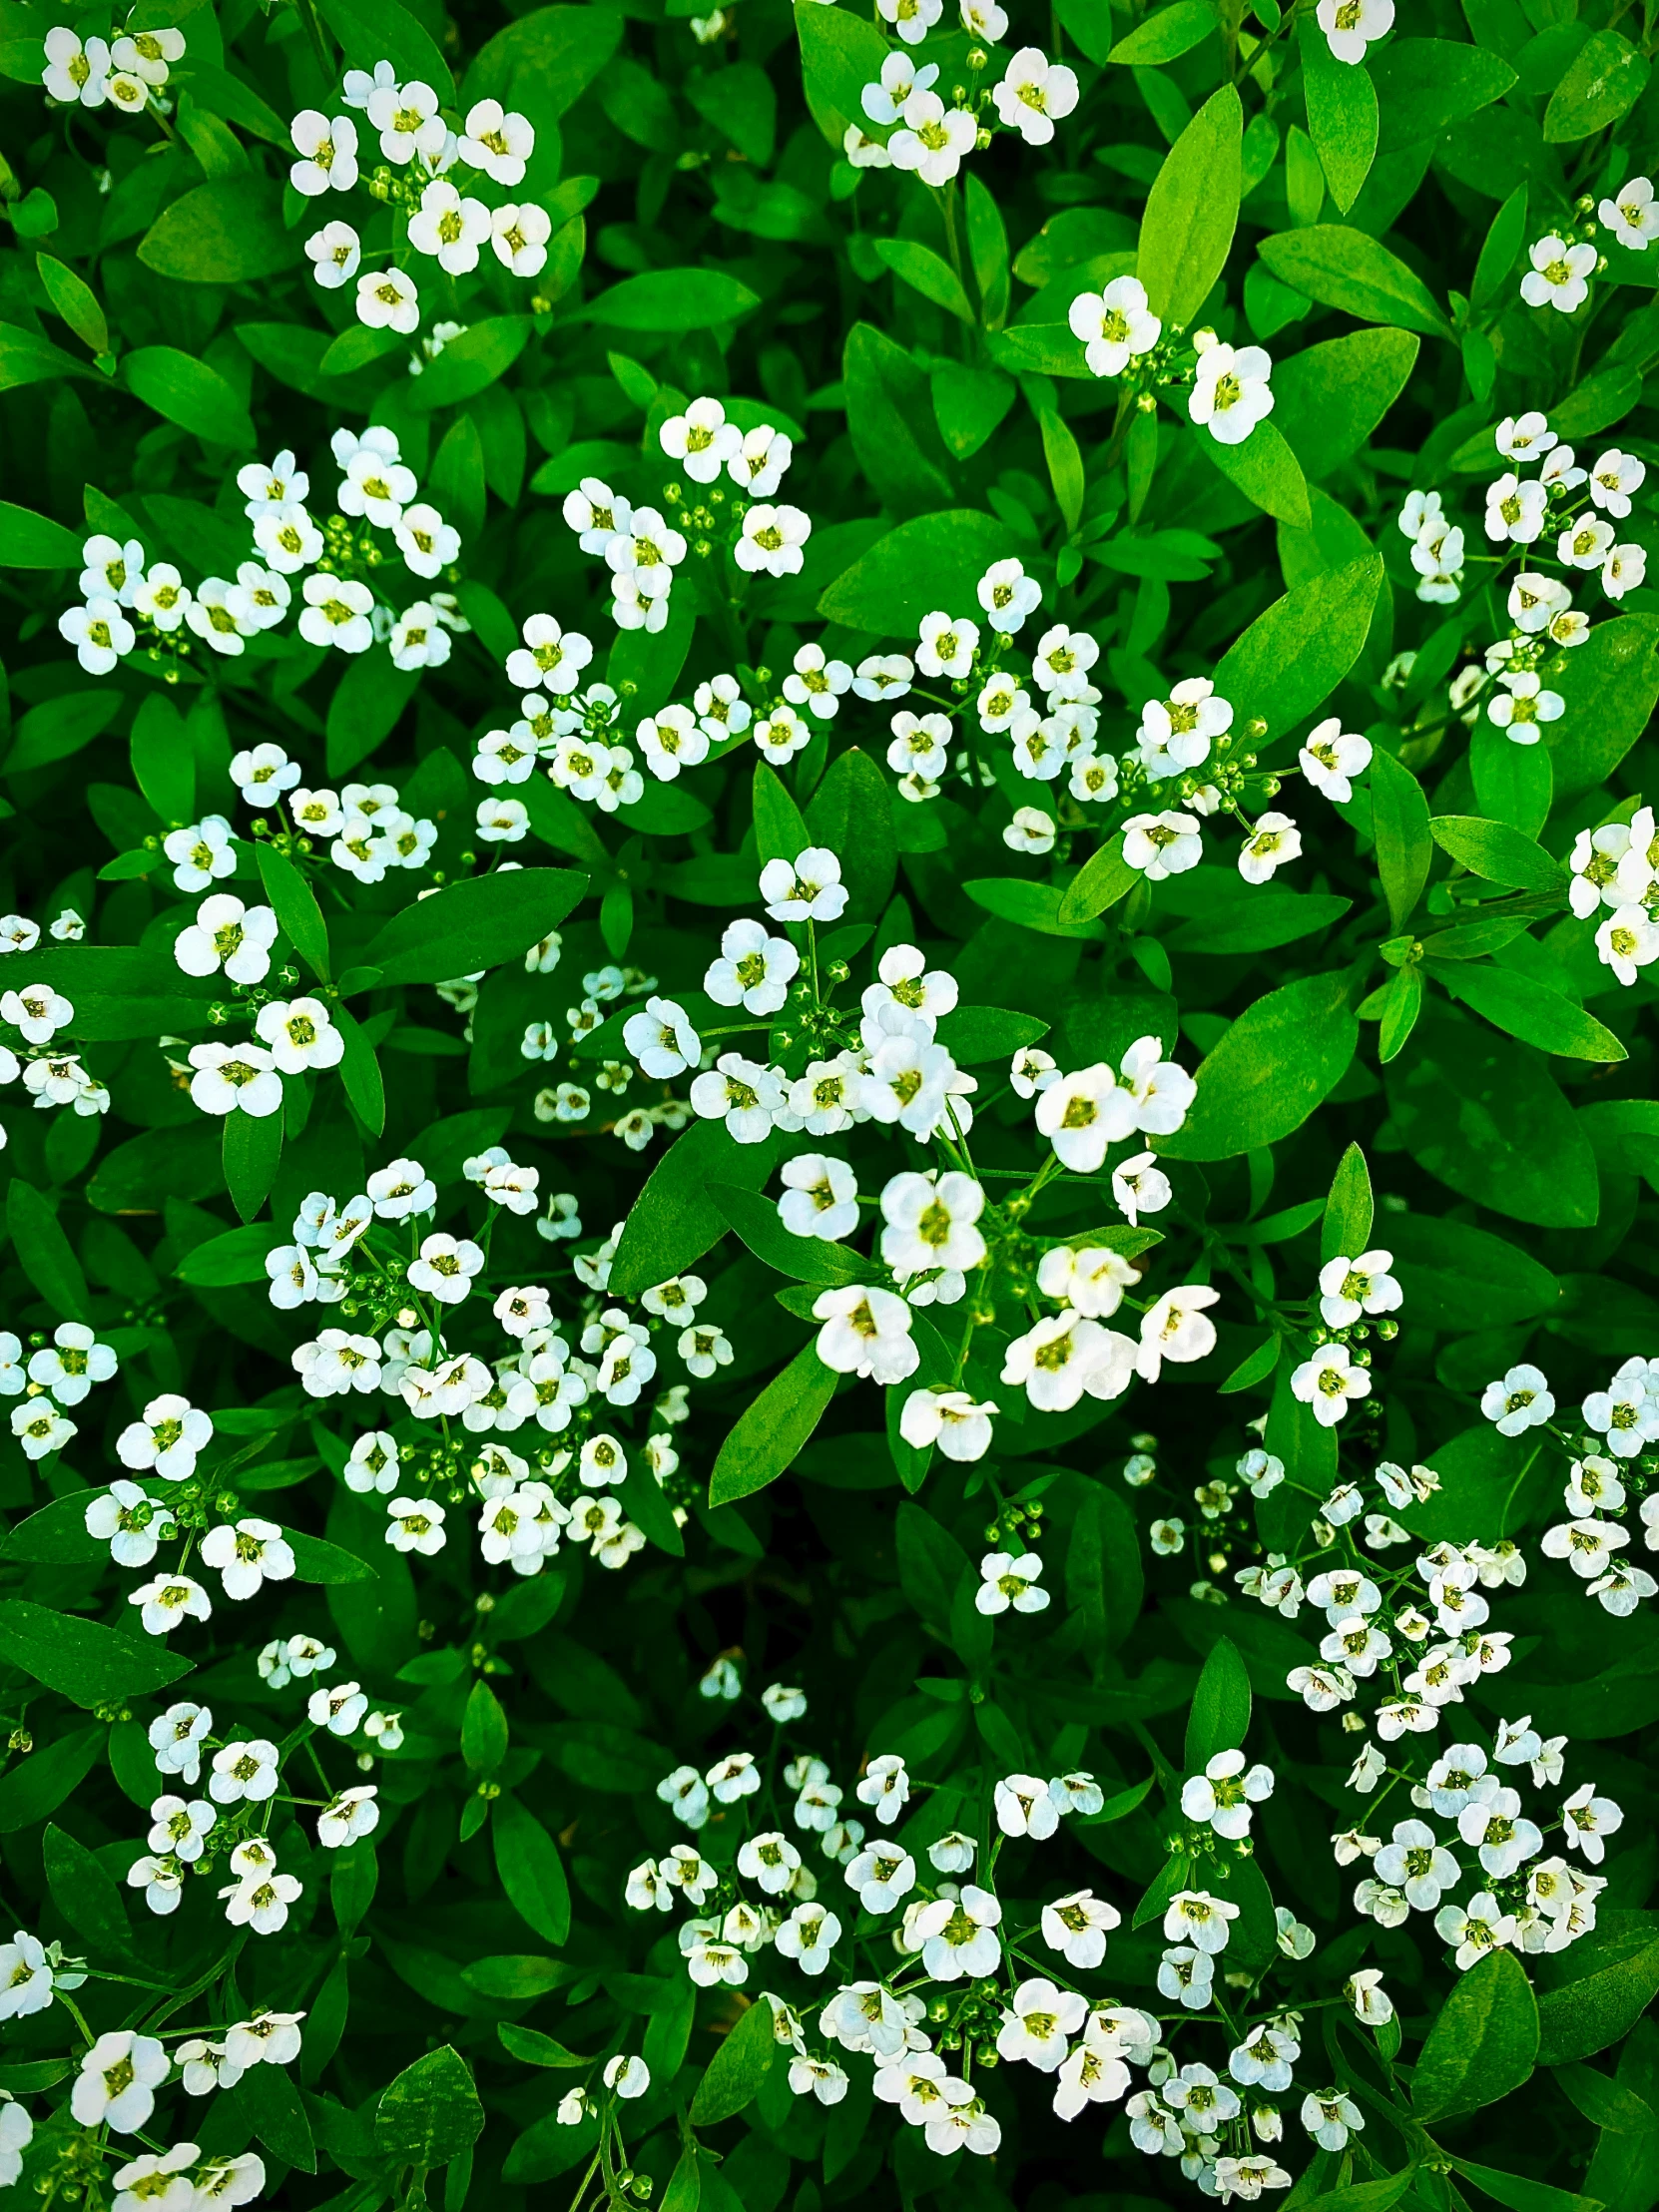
<box><xmin>460</xmin><ymin>96</ymin><xmax>534</xmax><ymax>183</ymax></box>
<box><xmin>1597</xmin><ymin>903</ymin><xmax>1659</xmax><ymax>985</ymax></box>
<box><xmin>306</xmin><ymin>221</ymin><xmax>361</xmax><ymax>287</ymax></box>
<box><xmin>1301</xmin><ymin>2088</ymin><xmax>1364</xmax><ymax>2152</ymax></box>
<box><xmin>730</xmin><ymin>423</ymin><xmax>794</xmax><ymax>495</ymax></box>
<box><xmin>1035</xmin><ymin>1062</ymin><xmax>1136</xmax><ymax>1171</ymax></box>
<box><xmin>1041</xmin><ymin>1889</ymin><xmax>1121</xmax><ymax>1969</ymax></box>
<box><xmin>1434</xmin><ymin>1889</ymin><xmax>1516</xmax><ymax>1970</ymax></box>
<box><xmin>1300</xmin><ymin>717</ymin><xmax>1372</xmax><ymax>801</ymax></box>
<box><xmin>976</xmin><ymin>557</ymin><xmax>1041</xmax><ymax>634</ymax></box>
<box><xmin>71</xmin><ymin>2031</ymin><xmax>169</xmax><ymax>2132</ymax></box>
<box><xmin>60</xmin><ymin>595</ymin><xmax>134</xmax><ymax>674</ymax></box>
<box><xmin>992</xmin><ymin>47</ymin><xmax>1079</xmax><ymax>145</ymax></box>
<box><xmin>44</xmin><ymin>27</ymin><xmax>113</xmax><ymax>104</ymax></box>
<box><xmin>1520</xmin><ymin>235</ymin><xmax>1597</xmax><ymax>312</ymax></box>
<box><xmin>783</xmin><ymin>643</ymin><xmax>853</xmax><ymax>721</ymax></box>
<box><xmin>761</xmin><ymin>847</ymin><xmax>847</xmax><ymax>922</ymax></box>
<box><xmin>200</xmin><ymin>1519</ymin><xmax>294</xmax><ymax>1601</ymax></box>
<box><xmin>913</xmin><ymin>1884</ymin><xmax>1003</xmax><ymax>1978</ymax></box>
<box><xmin>408</xmin><ymin>178</ymin><xmax>491</xmax><ymax>273</ymax></box>
<box><xmin>491</xmin><ymin>201</ymin><xmax>552</xmax><ymax>276</ymax></box>
<box><xmin>1123</xmin><ymin>809</ymin><xmax>1203</xmax><ymax>879</ymax></box>
<box><xmin>0</xmin><ymin>1932</ymin><xmax>57</xmax><ymax>2019</ymax></box>
<box><xmin>1164</xmin><ymin>1888</ymin><xmax>1238</xmax><ymax>1954</ymax></box>
<box><xmin>1191</xmin><ymin>337</ymin><xmax>1274</xmax><ymax>445</ymax></box>
<box><xmin>221</xmin><ymin>1871</ymin><xmax>303</xmax><ymax>1933</ymax></box>
<box><xmin>661</xmin><ymin>395</ymin><xmax>742</xmax><ymax>484</ymax></box>
<box><xmin>1601</xmin><ymin>176</ymin><xmax>1659</xmax><ymax>250</ymax></box>
<box><xmin>1316</xmin><ymin>0</ymin><xmax>1392</xmax><ymax>60</ymax></box>
<box><xmin>1069</xmin><ymin>275</ymin><xmax>1161</xmax><ymax>376</ymax></box>
<box><xmin>888</xmin><ymin>89</ymin><xmax>977</xmax><ymax>185</ymax></box>
<box><xmin>209</xmin><ymin>1737</ymin><xmax>280</xmax><ymax>1806</ymax></box>
<box><xmin>844</xmin><ymin>1838</ymin><xmax>915</xmax><ymax>1911</ymax></box>
<box><xmin>290</xmin><ymin>109</ymin><xmax>357</xmax><ymax>195</ymax></box>
<box><xmin>1002</xmin><ymin>1312</ymin><xmax>1136</xmax><ymax>1412</ymax></box>
<box><xmin>366</xmin><ymin>75</ymin><xmax>444</xmax><ymax>164</ymax></box>
<box><xmin>975</xmin><ymin>1551</ymin><xmax>1050</xmax><ymax>1615</ymax></box>
<box><xmin>900</xmin><ymin>1387</ymin><xmax>996</xmax><ymax>1462</ymax></box>
<box><xmin>355</xmin><ymin>267</ymin><xmax>420</xmax><ymax>334</ymax></box>
<box><xmin>623</xmin><ymin>995</ymin><xmax>701</xmax><ymax>1077</ymax></box>
<box><xmin>736</xmin><ymin>502</ymin><xmax>811</xmax><ymax>576</ymax></box>
<box><xmin>1606</xmin><ymin>543</ymin><xmax>1647</xmax><ymax>598</ymax></box>
<box><xmin>1486</xmin><ymin>471</ymin><xmax>1550</xmax><ymax>544</ymax></box>
<box><xmin>1237</xmin><ymin>812</ymin><xmax>1301</xmax><ymax>883</ymax></box>
<box><xmin>1182</xmin><ymin>1751</ymin><xmax>1275</xmax><ymax>1840</ymax></box>
<box><xmin>1004</xmin><ymin>806</ymin><xmax>1056</xmax><ymax>854</ymax></box>
<box><xmin>995</xmin><ymin>1773</ymin><xmax>1060</xmax><ymax>1840</ymax></box>
<box><xmin>997</xmin><ymin>1977</ymin><xmax>1086</xmax><ymax>2069</ymax></box>
<box><xmin>1138</xmin><ymin>1285</ymin><xmax>1221</xmax><ymax>1381</ymax></box>
<box><xmin>394</xmin><ymin>503</ymin><xmax>461</xmax><ymax>579</ymax></box>
<box><xmin>385</xmin><ymin>1497</ymin><xmax>446</xmax><ymax>1554</ymax></box>
<box><xmin>1563</xmin><ymin>1782</ymin><xmax>1624</xmax><ymax>1863</ymax></box>
<box><xmin>1291</xmin><ymin>1345</ymin><xmax>1372</xmax><ymax>1426</ymax></box>
<box><xmin>1481</xmin><ymin>1363</ymin><xmax>1555</xmax><ymax>1434</ymax></box>
<box><xmin>1318</xmin><ymin>1249</ymin><xmax>1401</xmax><ymax>1329</ymax></box>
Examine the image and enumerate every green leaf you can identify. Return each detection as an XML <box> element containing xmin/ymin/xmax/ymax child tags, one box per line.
<box><xmin>1438</xmin><ymin>964</ymin><xmax>1626</xmax><ymax>1063</ymax></box>
<box><xmin>1220</xmin><ymin>1334</ymin><xmax>1283</xmax><ymax>1393</ymax></box>
<box><xmin>7</xmin><ymin>1178</ymin><xmax>90</xmax><ymax>1321</ymax></box>
<box><xmin>463</xmin><ymin>1680</ymin><xmax>510</xmax><ymax>1773</ymax></box>
<box><xmin>1470</xmin><ymin>721</ymin><xmax>1551</xmax><ymax>839</ymax></box>
<box><xmin>1296</xmin><ymin>2175</ymin><xmax>1419</xmax><ymax>2212</ymax></box>
<box><xmin>1430</xmin><ymin>816</ymin><xmax>1567</xmax><ymax>893</ymax></box>
<box><xmin>324</xmin><ymin>657</ymin><xmax>421</xmax><ymax>779</ymax></box>
<box><xmin>1111</xmin><ymin>0</ymin><xmax>1216</xmax><ymax>61</ymax></box>
<box><xmin>1372</xmin><ymin>37</ymin><xmax>1516</xmax><ymax>146</ymax></box>
<box><xmin>1322</xmin><ymin>1143</ymin><xmax>1374</xmax><ymax>1265</ymax></box>
<box><xmin>362</xmin><ymin>867</ymin><xmax>587</xmax><ymax>986</ymax></box>
<box><xmin>1183</xmin><ymin>1634</ymin><xmax>1251</xmax><ymax>1769</ymax></box>
<box><xmin>709</xmin><ymin>1341</ymin><xmax>838</xmax><ymax>1505</ymax></box>
<box><xmin>137</xmin><ymin>178</ymin><xmax>300</xmax><ymax>285</ymax></box>
<box><xmin>1167</xmin><ymin>887</ymin><xmax>1351</xmax><ymax>955</ymax></box>
<box><xmin>1544</xmin><ymin>28</ymin><xmax>1649</xmax><ymax>141</ymax></box>
<box><xmin>1299</xmin><ymin>19</ymin><xmax>1378</xmax><ymax>214</ymax></box>
<box><xmin>933</xmin><ymin>1006</ymin><xmax>1051</xmax><ymax>1062</ymax></box>
<box><xmin>497</xmin><ymin>2025</ymin><xmax>591</xmax><ymax>2069</ymax></box>
<box><xmin>374</xmin><ymin>2047</ymin><xmax>485</xmax><ymax>2171</ymax></box>
<box><xmin>1257</xmin><ymin>226</ymin><xmax>1453</xmax><ymax>339</ymax></box>
<box><xmin>256</xmin><ymin>844</ymin><xmax>330</xmax><ymax>981</ymax></box>
<box><xmin>964</xmin><ymin>878</ymin><xmax>1106</xmax><ymax>939</ymax></box>
<box><xmin>1211</xmin><ymin>554</ymin><xmax>1380</xmax><ymax>737</ymax></box>
<box><xmin>0</xmin><ymin>1598</ymin><xmax>193</xmax><ymax>1706</ymax></box>
<box><xmin>796</xmin><ymin>0</ymin><xmax>889</xmax><ymax>125</ymax></box>
<box><xmin>1537</xmin><ymin>1919</ymin><xmax>1659</xmax><ymax>2064</ymax></box>
<box><xmin>1551</xmin><ymin>615</ymin><xmax>1659</xmax><ymax>803</ymax></box>
<box><xmin>1137</xmin><ymin>85</ymin><xmax>1243</xmax><ymax>329</ymax></box>
<box><xmin>690</xmin><ymin>1995</ymin><xmax>777</xmax><ymax>2126</ymax></box>
<box><xmin>819</xmin><ymin>510</ymin><xmax>1009</xmax><ymax>633</ymax></box>
<box><xmin>128</xmin><ymin>696</ymin><xmax>193</xmax><ymax>826</ymax></box>
<box><xmin>466</xmin><ymin>5</ymin><xmax>619</xmax><ymax>118</ymax></box>
<box><xmin>1384</xmin><ymin>1000</ymin><xmax>1599</xmax><ymax>1229</ymax></box>
<box><xmin>1414</xmin><ymin>1947</ymin><xmax>1539</xmax><ymax>2118</ymax></box>
<box><xmin>874</xmin><ymin>239</ymin><xmax>974</xmax><ymax>324</ymax></box>
<box><xmin>1161</xmin><ymin>971</ymin><xmax>1358</xmax><ymax>1160</ymax></box>
<box><xmin>805</xmin><ymin>746</ymin><xmax>896</xmax><ymax>921</ymax></box>
<box><xmin>405</xmin><ymin>317</ymin><xmax>534</xmax><ymax>410</ymax></box>
<box><xmin>334</xmin><ymin>1005</ymin><xmax>385</xmax><ymax>1139</ymax></box>
<box><xmin>581</xmin><ymin>269</ymin><xmax>761</xmax><ymax>332</ymax></box>
<box><xmin>611</xmin><ymin>1120</ymin><xmax>785</xmax><ymax>1302</ymax></box>
<box><xmin>1473</xmin><ymin>186</ymin><xmax>1529</xmax><ymax>313</ymax></box>
<box><xmin>492</xmin><ymin>1793</ymin><xmax>572</xmax><ymax>1945</ymax></box>
<box><xmin>315</xmin><ymin>0</ymin><xmax>455</xmax><ymax>93</ymax></box>
<box><xmin>0</xmin><ymin>1725</ymin><xmax>105</xmax><ymax>1833</ymax></box>
<box><xmin>0</xmin><ymin>500</ymin><xmax>84</xmax><ymax>569</ymax></box>
<box><xmin>34</xmin><ymin>253</ymin><xmax>108</xmax><ymax>354</ymax></box>
<box><xmin>1447</xmin><ymin>2161</ymin><xmax>1603</xmax><ymax>2212</ymax></box>
<box><xmin>708</xmin><ymin>1184</ymin><xmax>868</xmax><ymax>1286</ymax></box>
<box><xmin>1273</xmin><ymin>329</ymin><xmax>1418</xmax><ymax>481</ymax></box>
<box><xmin>124</xmin><ymin>346</ymin><xmax>256</xmax><ymax>449</ymax></box>
<box><xmin>1386</xmin><ymin>1215</ymin><xmax>1559</xmax><ymax>1330</ymax></box>
<box><xmin>224</xmin><ymin>1103</ymin><xmax>283</xmax><ymax>1227</ymax></box>
<box><xmin>1371</xmin><ymin>748</ymin><xmax>1432</xmax><ymax>931</ymax></box>
<box><xmin>1058</xmin><ymin>832</ymin><xmax>1138</xmax><ymax>923</ymax></box>
<box><xmin>1376</xmin><ymin>961</ymin><xmax>1423</xmax><ymax>1065</ymax></box>
<box><xmin>236</xmin><ymin>2058</ymin><xmax>317</xmax><ymax>2174</ymax></box>
<box><xmin>752</xmin><ymin>761</ymin><xmax>809</xmax><ymax>866</ymax></box>
<box><xmin>1200</xmin><ymin>418</ymin><xmax>1312</xmax><ymax>530</ymax></box>
<box><xmin>284</xmin><ymin>1530</ymin><xmax>379</xmax><ymax>1585</ymax></box>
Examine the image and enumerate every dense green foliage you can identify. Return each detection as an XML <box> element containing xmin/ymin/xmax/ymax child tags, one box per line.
<box><xmin>0</xmin><ymin>0</ymin><xmax>1657</xmax><ymax>2208</ymax></box>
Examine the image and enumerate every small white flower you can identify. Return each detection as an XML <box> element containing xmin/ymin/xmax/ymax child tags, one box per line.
<box><xmin>1520</xmin><ymin>235</ymin><xmax>1597</xmax><ymax>313</ymax></box>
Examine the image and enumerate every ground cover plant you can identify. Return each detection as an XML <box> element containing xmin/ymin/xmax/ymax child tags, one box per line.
<box><xmin>0</xmin><ymin>0</ymin><xmax>1658</xmax><ymax>2203</ymax></box>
